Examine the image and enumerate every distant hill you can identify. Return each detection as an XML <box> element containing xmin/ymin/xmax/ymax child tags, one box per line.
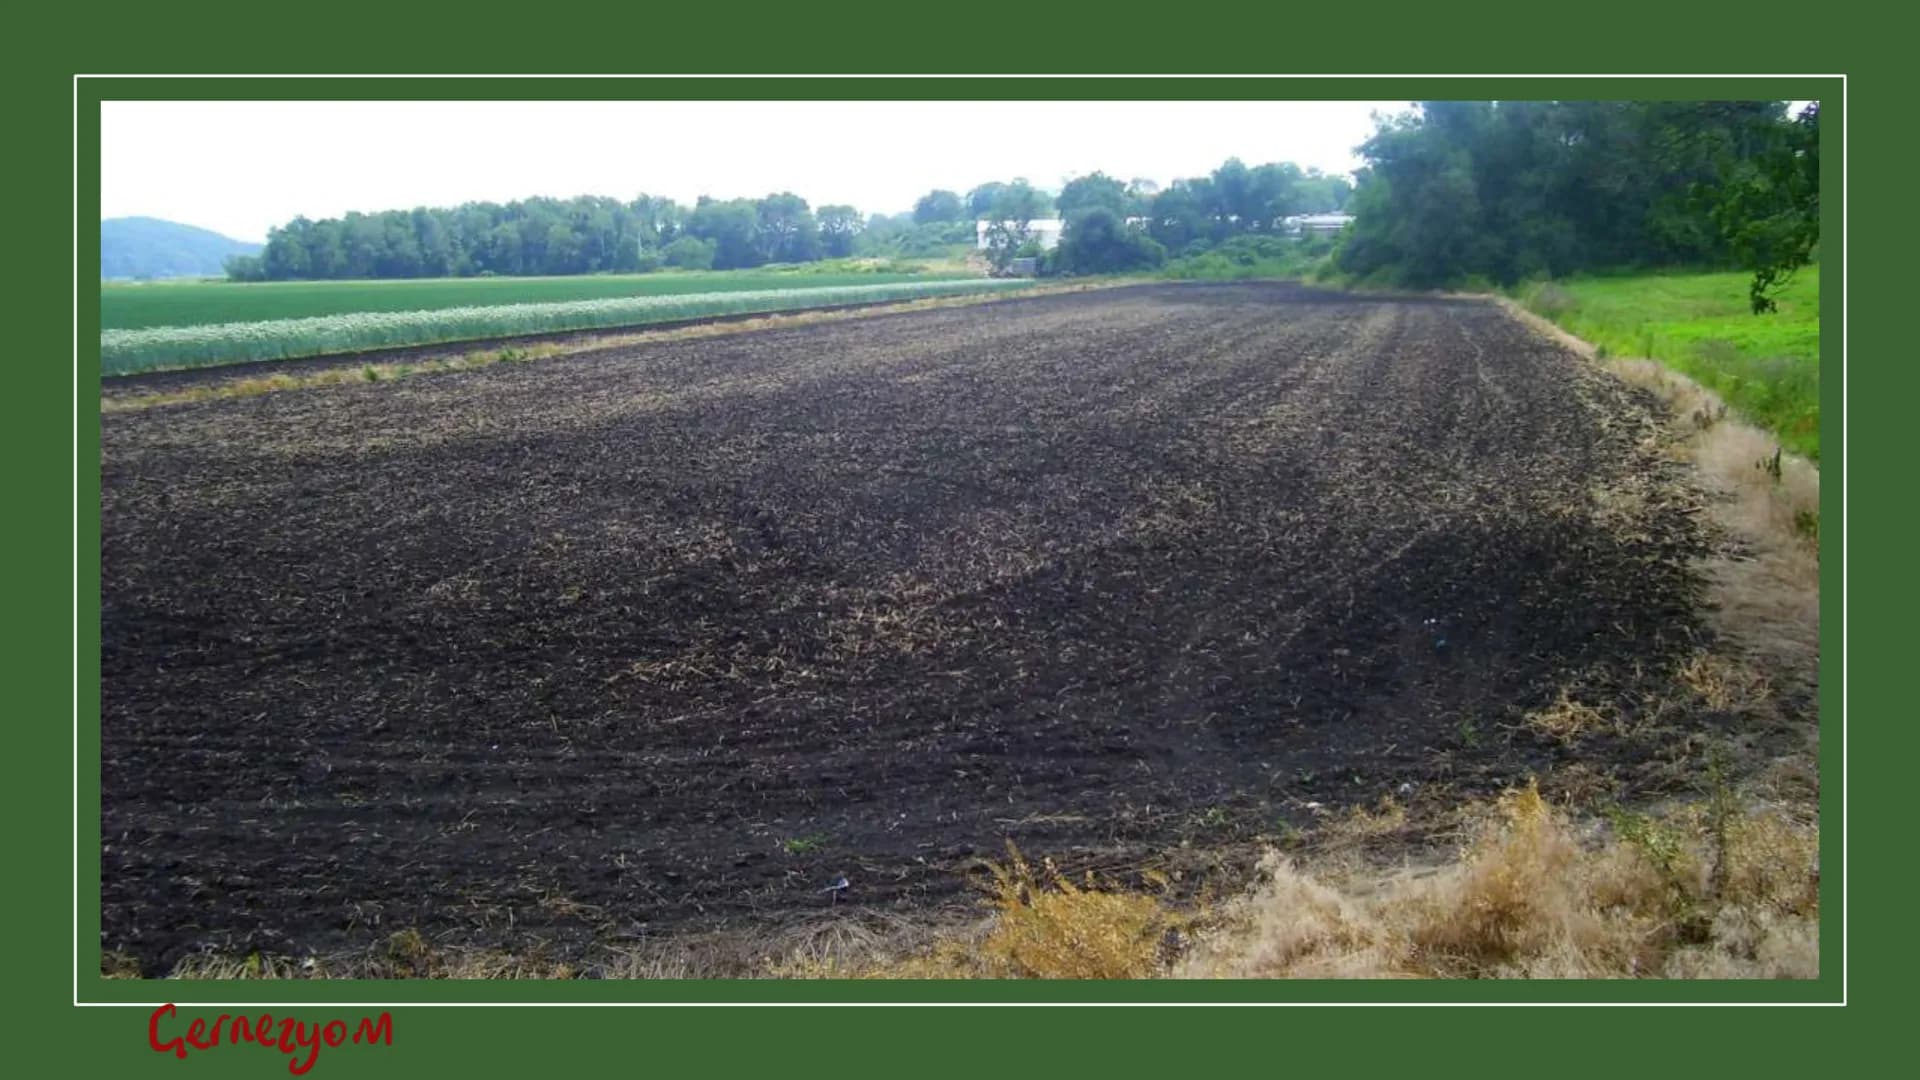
<box><xmin>101</xmin><ymin>217</ymin><xmax>260</xmax><ymax>280</ymax></box>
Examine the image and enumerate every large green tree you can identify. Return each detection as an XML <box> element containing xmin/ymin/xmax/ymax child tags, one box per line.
<box><xmin>1056</xmin><ymin>172</ymin><xmax>1133</xmax><ymax>219</ymax></box>
<box><xmin>965</xmin><ymin>182</ymin><xmax>1008</xmax><ymax>219</ymax></box>
<box><xmin>981</xmin><ymin>180</ymin><xmax>1053</xmax><ymax>274</ymax></box>
<box><xmin>912</xmin><ymin>189</ymin><xmax>965</xmax><ymax>224</ymax></box>
<box><xmin>686</xmin><ymin>197</ymin><xmax>763</xmax><ymax>269</ymax></box>
<box><xmin>631</xmin><ymin>194</ymin><xmax>684</xmax><ymax>250</ymax></box>
<box><xmin>754</xmin><ymin>192</ymin><xmax>822</xmax><ymax>263</ymax></box>
<box><xmin>817</xmin><ymin>204</ymin><xmax>862</xmax><ymax>257</ymax></box>
<box><xmin>1332</xmin><ymin>100</ymin><xmax>1809</xmax><ymax>290</ymax></box>
<box><xmin>1146</xmin><ymin>179</ymin><xmax>1218</xmax><ymax>253</ymax></box>
<box><xmin>1711</xmin><ymin>102</ymin><xmax>1820</xmax><ymax>311</ymax></box>
<box><xmin>1295</xmin><ymin>169</ymin><xmax>1353</xmax><ymax>213</ymax></box>
<box><xmin>662</xmin><ymin>235</ymin><xmax>715</xmax><ymax>270</ymax></box>
<box><xmin>1054</xmin><ymin>206</ymin><xmax>1165</xmax><ymax>274</ymax></box>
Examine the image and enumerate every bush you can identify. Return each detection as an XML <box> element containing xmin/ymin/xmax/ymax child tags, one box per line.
<box><xmin>1160</xmin><ymin>234</ymin><xmax>1333</xmax><ymax>282</ymax></box>
<box><xmin>1212</xmin><ymin>235</ymin><xmax>1293</xmax><ymax>264</ymax></box>
<box><xmin>222</xmin><ymin>254</ymin><xmax>267</xmax><ymax>283</ymax></box>
<box><xmin>895</xmin><ymin>221</ymin><xmax>974</xmax><ymax>258</ymax></box>
<box><xmin>1052</xmin><ymin>208</ymin><xmax>1166</xmax><ymax>276</ymax></box>
<box><xmin>662</xmin><ymin>236</ymin><xmax>716</xmax><ymax>271</ymax></box>
<box><xmin>1298</xmin><ymin>233</ymin><xmax>1338</xmax><ymax>258</ymax></box>
<box><xmin>974</xmin><ymin>844</ymin><xmax>1178</xmax><ymax>978</ymax></box>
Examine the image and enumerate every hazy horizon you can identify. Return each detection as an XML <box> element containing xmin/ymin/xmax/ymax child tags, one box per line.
<box><xmin>101</xmin><ymin>100</ymin><xmax>1409</xmax><ymax>243</ymax></box>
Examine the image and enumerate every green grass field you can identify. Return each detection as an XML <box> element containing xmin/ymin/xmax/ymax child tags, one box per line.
<box><xmin>102</xmin><ymin>267</ymin><xmax>962</xmax><ymax>330</ymax></box>
<box><xmin>1518</xmin><ymin>269</ymin><xmax>1820</xmax><ymax>460</ymax></box>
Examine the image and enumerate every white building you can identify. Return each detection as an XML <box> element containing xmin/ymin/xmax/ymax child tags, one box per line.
<box><xmin>1282</xmin><ymin>213</ymin><xmax>1356</xmax><ymax>237</ymax></box>
<box><xmin>976</xmin><ymin>219</ymin><xmax>1066</xmax><ymax>251</ymax></box>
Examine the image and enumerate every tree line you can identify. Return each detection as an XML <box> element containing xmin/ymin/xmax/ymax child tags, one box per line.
<box><xmin>1332</xmin><ymin>100</ymin><xmax>1819</xmax><ymax>309</ymax></box>
<box><xmin>224</xmin><ymin>159</ymin><xmax>1355</xmax><ymax>282</ymax></box>
<box><xmin>226</xmin><ymin>193</ymin><xmax>866</xmax><ymax>281</ymax></box>
<box><xmin>898</xmin><ymin>165</ymin><xmax>1353</xmax><ymax>274</ymax></box>
<box><xmin>226</xmin><ymin>103</ymin><xmax>1815</xmax><ymax>301</ymax></box>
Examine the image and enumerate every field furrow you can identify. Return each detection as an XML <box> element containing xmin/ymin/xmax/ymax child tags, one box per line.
<box><xmin>102</xmin><ymin>282</ymin><xmax>1714</xmax><ymax>969</ymax></box>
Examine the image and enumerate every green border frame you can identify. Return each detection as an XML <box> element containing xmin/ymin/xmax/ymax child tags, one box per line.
<box><xmin>17</xmin><ymin>28</ymin><xmax>1889</xmax><ymax>1059</ymax></box>
<box><xmin>72</xmin><ymin>76</ymin><xmax>1843</xmax><ymax>1007</ymax></box>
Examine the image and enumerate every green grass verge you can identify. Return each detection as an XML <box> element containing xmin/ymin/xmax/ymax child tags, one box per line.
<box><xmin>1516</xmin><ymin>270</ymin><xmax>1820</xmax><ymax>460</ymax></box>
<box><xmin>101</xmin><ymin>264</ymin><xmax>962</xmax><ymax>330</ymax></box>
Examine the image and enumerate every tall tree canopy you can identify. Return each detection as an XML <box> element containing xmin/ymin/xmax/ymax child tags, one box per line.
<box><xmin>965</xmin><ymin>182</ymin><xmax>1009</xmax><ymax>219</ymax></box>
<box><xmin>1055</xmin><ymin>172</ymin><xmax>1134</xmax><ymax>220</ymax></box>
<box><xmin>912</xmin><ymin>189</ymin><xmax>966</xmax><ymax>224</ymax></box>
<box><xmin>687</xmin><ymin>197</ymin><xmax>763</xmax><ymax>270</ymax></box>
<box><xmin>817</xmin><ymin>204</ymin><xmax>863</xmax><ymax>258</ymax></box>
<box><xmin>1713</xmin><ymin>102</ymin><xmax>1820</xmax><ymax>311</ymax></box>
<box><xmin>754</xmin><ymin>192</ymin><xmax>822</xmax><ymax>263</ymax></box>
<box><xmin>1054</xmin><ymin>206</ymin><xmax>1165</xmax><ymax>274</ymax></box>
<box><xmin>1333</xmin><ymin>100</ymin><xmax>1818</xmax><ymax>301</ymax></box>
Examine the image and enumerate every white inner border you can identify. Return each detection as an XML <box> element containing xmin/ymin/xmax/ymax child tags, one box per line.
<box><xmin>71</xmin><ymin>71</ymin><xmax>1843</xmax><ymax>1006</ymax></box>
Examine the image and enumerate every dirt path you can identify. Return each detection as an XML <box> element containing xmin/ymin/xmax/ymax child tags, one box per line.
<box><xmin>101</xmin><ymin>282</ymin><xmax>1716</xmax><ymax>970</ymax></box>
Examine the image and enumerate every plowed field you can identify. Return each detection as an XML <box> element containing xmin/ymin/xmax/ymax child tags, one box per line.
<box><xmin>101</xmin><ymin>282</ymin><xmax>1711</xmax><ymax>969</ymax></box>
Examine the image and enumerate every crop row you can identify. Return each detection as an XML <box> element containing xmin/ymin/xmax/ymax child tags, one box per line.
<box><xmin>100</xmin><ymin>279</ymin><xmax>1030</xmax><ymax>374</ymax></box>
<box><xmin>100</xmin><ymin>270</ymin><xmax>960</xmax><ymax>330</ymax></box>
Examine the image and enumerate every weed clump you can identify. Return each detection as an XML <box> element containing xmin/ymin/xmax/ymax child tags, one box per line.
<box><xmin>972</xmin><ymin>845</ymin><xmax>1182</xmax><ymax>979</ymax></box>
<box><xmin>1181</xmin><ymin>780</ymin><xmax>1818</xmax><ymax>980</ymax></box>
<box><xmin>1525</xmin><ymin>689</ymin><xmax>1613</xmax><ymax>743</ymax></box>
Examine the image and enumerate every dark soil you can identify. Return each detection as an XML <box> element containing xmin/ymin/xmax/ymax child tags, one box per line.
<box><xmin>101</xmin><ymin>282</ymin><xmax>1713</xmax><ymax>971</ymax></box>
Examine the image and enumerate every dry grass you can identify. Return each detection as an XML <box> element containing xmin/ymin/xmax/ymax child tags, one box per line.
<box><xmin>1516</xmin><ymin>303</ymin><xmax>1827</xmax><ymax>977</ymax></box>
<box><xmin>1308</xmin><ymin>796</ymin><xmax>1417</xmax><ymax>858</ymax></box>
<box><xmin>100</xmin><ymin>344</ymin><xmax>566</xmax><ymax>412</ymax></box>
<box><xmin>146</xmin><ymin>911</ymin><xmax>980</xmax><ymax>981</ymax></box>
<box><xmin>1498</xmin><ymin>296</ymin><xmax>1818</xmax><ymax>554</ymax></box>
<box><xmin>770</xmin><ymin>783</ymin><xmax>1817</xmax><ymax>981</ymax></box>
<box><xmin>165</xmin><ymin>928</ymin><xmax>584</xmax><ymax>980</ymax></box>
<box><xmin>777</xmin><ymin>845</ymin><xmax>1196</xmax><ymax>980</ymax></box>
<box><xmin>1605</xmin><ymin>358</ymin><xmax>1819</xmax><ymax>559</ymax></box>
<box><xmin>1500</xmin><ymin>295</ymin><xmax>1819</xmax><ymax>758</ymax></box>
<box><xmin>100</xmin><ymin>950</ymin><xmax>144</xmax><ymax>979</ymax></box>
<box><xmin>1525</xmin><ymin>689</ymin><xmax>1616</xmax><ymax>744</ymax></box>
<box><xmin>1179</xmin><ymin>782</ymin><xmax>1817</xmax><ymax>979</ymax></box>
<box><xmin>959</xmin><ymin>846</ymin><xmax>1187</xmax><ymax>979</ymax></box>
<box><xmin>1677</xmin><ymin>651</ymin><xmax>1774</xmax><ymax>713</ymax></box>
<box><xmin>1577</xmin><ymin>349</ymin><xmax>1820</xmax><ymax>818</ymax></box>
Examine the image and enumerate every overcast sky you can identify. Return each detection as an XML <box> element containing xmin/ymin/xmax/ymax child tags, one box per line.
<box><xmin>100</xmin><ymin>100</ymin><xmax>1411</xmax><ymax>242</ymax></box>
